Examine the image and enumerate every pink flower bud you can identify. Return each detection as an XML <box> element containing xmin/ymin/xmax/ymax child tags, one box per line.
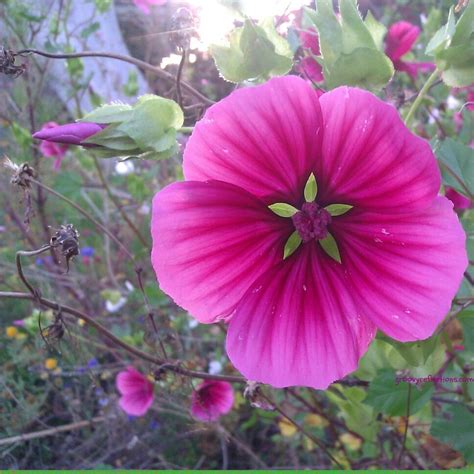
<box><xmin>33</xmin><ymin>122</ymin><xmax>105</xmax><ymax>146</ymax></box>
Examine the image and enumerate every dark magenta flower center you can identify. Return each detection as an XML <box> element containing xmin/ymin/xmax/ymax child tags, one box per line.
<box><xmin>291</xmin><ymin>202</ymin><xmax>332</xmax><ymax>242</ymax></box>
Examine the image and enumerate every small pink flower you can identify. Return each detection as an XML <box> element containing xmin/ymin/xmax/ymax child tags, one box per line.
<box><xmin>37</xmin><ymin>122</ymin><xmax>69</xmax><ymax>170</ymax></box>
<box><xmin>151</xmin><ymin>76</ymin><xmax>467</xmax><ymax>389</ymax></box>
<box><xmin>191</xmin><ymin>380</ymin><xmax>234</xmax><ymax>422</ymax></box>
<box><xmin>133</xmin><ymin>0</ymin><xmax>167</xmax><ymax>14</ymax></box>
<box><xmin>297</xmin><ymin>28</ymin><xmax>324</xmax><ymax>83</ymax></box>
<box><xmin>445</xmin><ymin>187</ymin><xmax>471</xmax><ymax>210</ymax></box>
<box><xmin>116</xmin><ymin>366</ymin><xmax>154</xmax><ymax>416</ymax></box>
<box><xmin>385</xmin><ymin>21</ymin><xmax>435</xmax><ymax>79</ymax></box>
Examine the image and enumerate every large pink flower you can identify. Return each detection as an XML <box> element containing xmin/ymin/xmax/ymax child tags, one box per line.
<box><xmin>385</xmin><ymin>21</ymin><xmax>435</xmax><ymax>79</ymax></box>
<box><xmin>116</xmin><ymin>366</ymin><xmax>154</xmax><ymax>416</ymax></box>
<box><xmin>191</xmin><ymin>380</ymin><xmax>234</xmax><ymax>422</ymax></box>
<box><xmin>151</xmin><ymin>76</ymin><xmax>467</xmax><ymax>389</ymax></box>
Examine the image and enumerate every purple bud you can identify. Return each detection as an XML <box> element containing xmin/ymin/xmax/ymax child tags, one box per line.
<box><xmin>33</xmin><ymin>122</ymin><xmax>105</xmax><ymax>146</ymax></box>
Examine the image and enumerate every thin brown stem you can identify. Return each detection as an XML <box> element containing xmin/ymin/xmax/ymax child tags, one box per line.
<box><xmin>15</xmin><ymin>48</ymin><xmax>215</xmax><ymax>106</ymax></box>
<box><xmin>92</xmin><ymin>156</ymin><xmax>149</xmax><ymax>247</ymax></box>
<box><xmin>0</xmin><ymin>290</ymin><xmax>245</xmax><ymax>384</ymax></box>
<box><xmin>259</xmin><ymin>392</ymin><xmax>343</xmax><ymax>469</ymax></box>
<box><xmin>396</xmin><ymin>383</ymin><xmax>412</xmax><ymax>468</ymax></box>
<box><xmin>16</xmin><ymin>245</ymin><xmax>52</xmax><ymax>296</ymax></box>
<box><xmin>27</xmin><ymin>176</ymin><xmax>135</xmax><ymax>262</ymax></box>
<box><xmin>176</xmin><ymin>48</ymin><xmax>187</xmax><ymax>109</ymax></box>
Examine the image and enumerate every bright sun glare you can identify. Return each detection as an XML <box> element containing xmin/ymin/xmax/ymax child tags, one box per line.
<box><xmin>185</xmin><ymin>0</ymin><xmax>312</xmax><ymax>48</ymax></box>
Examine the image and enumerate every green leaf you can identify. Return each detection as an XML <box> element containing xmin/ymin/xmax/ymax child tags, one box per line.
<box><xmin>283</xmin><ymin>231</ymin><xmax>302</xmax><ymax>259</ymax></box>
<box><xmin>458</xmin><ymin>309</ymin><xmax>474</xmax><ymax>353</ymax></box>
<box><xmin>364</xmin><ymin>369</ymin><xmax>434</xmax><ymax>416</ymax></box>
<box><xmin>80</xmin><ymin>21</ymin><xmax>100</xmax><ymax>39</ymax></box>
<box><xmin>124</xmin><ymin>71</ymin><xmax>139</xmax><ymax>97</ymax></box>
<box><xmin>377</xmin><ymin>333</ymin><xmax>439</xmax><ymax>367</ymax></box>
<box><xmin>438</xmin><ymin>40</ymin><xmax>474</xmax><ymax>87</ymax></box>
<box><xmin>324</xmin><ymin>203</ymin><xmax>353</xmax><ymax>216</ymax></box>
<box><xmin>364</xmin><ymin>11</ymin><xmax>386</xmax><ymax>50</ymax></box>
<box><xmin>436</xmin><ymin>138</ymin><xmax>474</xmax><ymax>196</ymax></box>
<box><xmin>84</xmin><ymin>124</ymin><xmax>139</xmax><ymax>151</ymax></box>
<box><xmin>268</xmin><ymin>202</ymin><xmax>299</xmax><ymax>217</ymax></box>
<box><xmin>210</xmin><ymin>19</ymin><xmax>293</xmax><ymax>83</ymax></box>
<box><xmin>426</xmin><ymin>7</ymin><xmax>456</xmax><ymax>55</ymax></box>
<box><xmin>431</xmin><ymin>405</ymin><xmax>474</xmax><ymax>462</ymax></box>
<box><xmin>319</xmin><ymin>233</ymin><xmax>341</xmax><ymax>263</ymax></box>
<box><xmin>326</xmin><ymin>47</ymin><xmax>394</xmax><ymax>89</ymax></box>
<box><xmin>429</xmin><ymin>3</ymin><xmax>474</xmax><ymax>86</ymax></box>
<box><xmin>326</xmin><ymin>386</ymin><xmax>380</xmax><ymax>441</ymax></box>
<box><xmin>304</xmin><ymin>173</ymin><xmax>318</xmax><ymax>202</ymax></box>
<box><xmin>80</xmin><ymin>103</ymin><xmax>133</xmax><ymax>123</ymax></box>
<box><xmin>305</xmin><ymin>0</ymin><xmax>393</xmax><ymax>90</ymax></box>
<box><xmin>118</xmin><ymin>96</ymin><xmax>183</xmax><ymax>153</ymax></box>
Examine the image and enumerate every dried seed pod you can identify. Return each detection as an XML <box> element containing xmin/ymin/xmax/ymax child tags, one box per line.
<box><xmin>169</xmin><ymin>7</ymin><xmax>195</xmax><ymax>51</ymax></box>
<box><xmin>0</xmin><ymin>47</ymin><xmax>26</xmax><ymax>77</ymax></box>
<box><xmin>50</xmin><ymin>224</ymin><xmax>80</xmax><ymax>271</ymax></box>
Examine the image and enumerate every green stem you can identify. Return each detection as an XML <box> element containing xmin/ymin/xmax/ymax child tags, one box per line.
<box><xmin>404</xmin><ymin>68</ymin><xmax>441</xmax><ymax>128</ymax></box>
<box><xmin>179</xmin><ymin>126</ymin><xmax>194</xmax><ymax>134</ymax></box>
<box><xmin>92</xmin><ymin>156</ymin><xmax>149</xmax><ymax>248</ymax></box>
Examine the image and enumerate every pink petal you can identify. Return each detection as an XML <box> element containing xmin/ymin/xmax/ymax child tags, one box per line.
<box><xmin>116</xmin><ymin>367</ymin><xmax>154</xmax><ymax>416</ymax></box>
<box><xmin>151</xmin><ymin>180</ymin><xmax>292</xmax><ymax>323</ymax></box>
<box><xmin>119</xmin><ymin>391</ymin><xmax>154</xmax><ymax>416</ymax></box>
<box><xmin>296</xmin><ymin>56</ymin><xmax>324</xmax><ymax>83</ymax></box>
<box><xmin>184</xmin><ymin>76</ymin><xmax>323</xmax><ymax>205</ymax></box>
<box><xmin>332</xmin><ymin>197</ymin><xmax>467</xmax><ymax>341</ymax></box>
<box><xmin>300</xmin><ymin>28</ymin><xmax>320</xmax><ymax>55</ymax></box>
<box><xmin>445</xmin><ymin>187</ymin><xmax>471</xmax><ymax>210</ymax></box>
<box><xmin>385</xmin><ymin>21</ymin><xmax>420</xmax><ymax>62</ymax></box>
<box><xmin>116</xmin><ymin>366</ymin><xmax>152</xmax><ymax>395</ymax></box>
<box><xmin>226</xmin><ymin>244</ymin><xmax>376</xmax><ymax>389</ymax></box>
<box><xmin>191</xmin><ymin>381</ymin><xmax>234</xmax><ymax>422</ymax></box>
<box><xmin>316</xmin><ymin>87</ymin><xmax>440</xmax><ymax>213</ymax></box>
<box><xmin>395</xmin><ymin>59</ymin><xmax>436</xmax><ymax>79</ymax></box>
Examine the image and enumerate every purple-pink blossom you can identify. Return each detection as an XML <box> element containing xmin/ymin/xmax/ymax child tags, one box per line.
<box><xmin>191</xmin><ymin>380</ymin><xmax>234</xmax><ymax>422</ymax></box>
<box><xmin>37</xmin><ymin>122</ymin><xmax>69</xmax><ymax>170</ymax></box>
<box><xmin>133</xmin><ymin>0</ymin><xmax>167</xmax><ymax>15</ymax></box>
<box><xmin>445</xmin><ymin>187</ymin><xmax>471</xmax><ymax>210</ymax></box>
<box><xmin>296</xmin><ymin>28</ymin><xmax>324</xmax><ymax>83</ymax></box>
<box><xmin>151</xmin><ymin>76</ymin><xmax>467</xmax><ymax>389</ymax></box>
<box><xmin>385</xmin><ymin>21</ymin><xmax>435</xmax><ymax>79</ymax></box>
<box><xmin>116</xmin><ymin>366</ymin><xmax>154</xmax><ymax>416</ymax></box>
<box><xmin>33</xmin><ymin>122</ymin><xmax>104</xmax><ymax>146</ymax></box>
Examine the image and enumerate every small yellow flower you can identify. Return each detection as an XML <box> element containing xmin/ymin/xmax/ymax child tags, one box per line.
<box><xmin>44</xmin><ymin>358</ymin><xmax>58</xmax><ymax>370</ymax></box>
<box><xmin>278</xmin><ymin>418</ymin><xmax>297</xmax><ymax>437</ymax></box>
<box><xmin>305</xmin><ymin>413</ymin><xmax>329</xmax><ymax>428</ymax></box>
<box><xmin>78</xmin><ymin>318</ymin><xmax>86</xmax><ymax>327</ymax></box>
<box><xmin>6</xmin><ymin>326</ymin><xmax>18</xmax><ymax>338</ymax></box>
<box><xmin>339</xmin><ymin>432</ymin><xmax>362</xmax><ymax>451</ymax></box>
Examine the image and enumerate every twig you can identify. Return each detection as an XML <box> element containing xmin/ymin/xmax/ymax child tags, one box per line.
<box><xmin>92</xmin><ymin>156</ymin><xmax>148</xmax><ymax>247</ymax></box>
<box><xmin>0</xmin><ymin>417</ymin><xmax>106</xmax><ymax>446</ymax></box>
<box><xmin>16</xmin><ymin>245</ymin><xmax>52</xmax><ymax>296</ymax></box>
<box><xmin>436</xmin><ymin>298</ymin><xmax>474</xmax><ymax>336</ymax></box>
<box><xmin>14</xmin><ymin>48</ymin><xmax>215</xmax><ymax>106</ymax></box>
<box><xmin>176</xmin><ymin>48</ymin><xmax>187</xmax><ymax>109</ymax></box>
<box><xmin>0</xmin><ymin>291</ymin><xmax>245</xmax><ymax>384</ymax></box>
<box><xmin>259</xmin><ymin>391</ymin><xmax>343</xmax><ymax>469</ymax></box>
<box><xmin>26</xmin><ymin>176</ymin><xmax>135</xmax><ymax>262</ymax></box>
<box><xmin>404</xmin><ymin>69</ymin><xmax>441</xmax><ymax>128</ymax></box>
<box><xmin>396</xmin><ymin>383</ymin><xmax>412</xmax><ymax>468</ymax></box>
